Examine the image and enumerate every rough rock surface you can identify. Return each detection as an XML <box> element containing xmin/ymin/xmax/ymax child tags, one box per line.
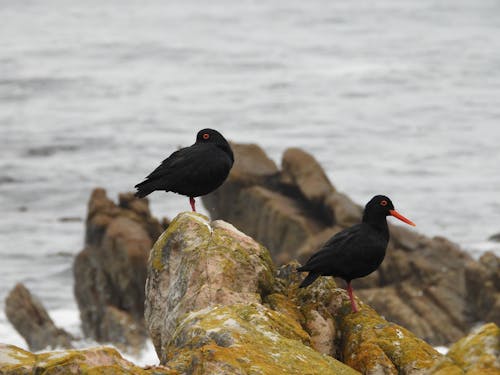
<box><xmin>0</xmin><ymin>344</ymin><xmax>176</xmax><ymax>375</ymax></box>
<box><xmin>73</xmin><ymin>188</ymin><xmax>165</xmax><ymax>350</ymax></box>
<box><xmin>202</xmin><ymin>143</ymin><xmax>500</xmax><ymax>346</ymax></box>
<box><xmin>145</xmin><ymin>212</ymin><xmax>359</xmax><ymax>374</ymax></box>
<box><xmin>445</xmin><ymin>323</ymin><xmax>500</xmax><ymax>375</ymax></box>
<box><xmin>4</xmin><ymin>283</ymin><xmax>73</xmax><ymax>351</ymax></box>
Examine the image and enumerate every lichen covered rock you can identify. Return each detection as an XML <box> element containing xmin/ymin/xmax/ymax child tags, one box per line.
<box><xmin>0</xmin><ymin>344</ymin><xmax>177</xmax><ymax>375</ymax></box>
<box><xmin>166</xmin><ymin>303</ymin><xmax>358</xmax><ymax>375</ymax></box>
<box><xmin>145</xmin><ymin>212</ymin><xmax>359</xmax><ymax>374</ymax></box>
<box><xmin>145</xmin><ymin>212</ymin><xmax>275</xmax><ymax>362</ymax></box>
<box><xmin>337</xmin><ymin>306</ymin><xmax>462</xmax><ymax>375</ymax></box>
<box><xmin>445</xmin><ymin>323</ymin><xmax>500</xmax><ymax>375</ymax></box>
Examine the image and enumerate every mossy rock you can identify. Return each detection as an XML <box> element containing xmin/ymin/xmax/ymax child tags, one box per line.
<box><xmin>145</xmin><ymin>212</ymin><xmax>276</xmax><ymax>362</ymax></box>
<box><xmin>445</xmin><ymin>323</ymin><xmax>500</xmax><ymax>375</ymax></box>
<box><xmin>337</xmin><ymin>306</ymin><xmax>462</xmax><ymax>375</ymax></box>
<box><xmin>165</xmin><ymin>303</ymin><xmax>359</xmax><ymax>375</ymax></box>
<box><xmin>0</xmin><ymin>344</ymin><xmax>177</xmax><ymax>375</ymax></box>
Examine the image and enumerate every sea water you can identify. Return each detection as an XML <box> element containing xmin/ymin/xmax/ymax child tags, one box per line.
<box><xmin>1</xmin><ymin>0</ymin><xmax>499</xmax><ymax>364</ymax></box>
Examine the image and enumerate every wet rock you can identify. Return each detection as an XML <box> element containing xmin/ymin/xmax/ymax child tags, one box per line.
<box><xmin>73</xmin><ymin>188</ymin><xmax>164</xmax><ymax>350</ymax></box>
<box><xmin>0</xmin><ymin>344</ymin><xmax>177</xmax><ymax>375</ymax></box>
<box><xmin>145</xmin><ymin>212</ymin><xmax>359</xmax><ymax>374</ymax></box>
<box><xmin>4</xmin><ymin>283</ymin><xmax>73</xmax><ymax>351</ymax></box>
<box><xmin>203</xmin><ymin>143</ymin><xmax>500</xmax><ymax>346</ymax></box>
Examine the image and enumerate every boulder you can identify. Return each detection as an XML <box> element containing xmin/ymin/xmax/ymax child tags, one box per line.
<box><xmin>0</xmin><ymin>344</ymin><xmax>176</xmax><ymax>375</ymax></box>
<box><xmin>4</xmin><ymin>283</ymin><xmax>73</xmax><ymax>351</ymax></box>
<box><xmin>73</xmin><ymin>188</ymin><xmax>165</xmax><ymax>350</ymax></box>
<box><xmin>145</xmin><ymin>212</ymin><xmax>359</xmax><ymax>374</ymax></box>
<box><xmin>203</xmin><ymin>143</ymin><xmax>500</xmax><ymax>346</ymax></box>
<box><xmin>445</xmin><ymin>323</ymin><xmax>500</xmax><ymax>375</ymax></box>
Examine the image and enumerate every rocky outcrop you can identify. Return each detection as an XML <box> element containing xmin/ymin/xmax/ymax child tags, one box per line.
<box><xmin>3</xmin><ymin>211</ymin><xmax>499</xmax><ymax>375</ymax></box>
<box><xmin>445</xmin><ymin>323</ymin><xmax>500</xmax><ymax>375</ymax></box>
<box><xmin>145</xmin><ymin>212</ymin><xmax>359</xmax><ymax>374</ymax></box>
<box><xmin>0</xmin><ymin>344</ymin><xmax>176</xmax><ymax>375</ymax></box>
<box><xmin>4</xmin><ymin>283</ymin><xmax>73</xmax><ymax>351</ymax></box>
<box><xmin>202</xmin><ymin>143</ymin><xmax>500</xmax><ymax>346</ymax></box>
<box><xmin>73</xmin><ymin>188</ymin><xmax>166</xmax><ymax>351</ymax></box>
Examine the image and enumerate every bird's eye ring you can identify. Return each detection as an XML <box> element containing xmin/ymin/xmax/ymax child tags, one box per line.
<box><xmin>380</xmin><ymin>200</ymin><xmax>388</xmax><ymax>206</ymax></box>
<box><xmin>202</xmin><ymin>133</ymin><xmax>210</xmax><ymax>140</ymax></box>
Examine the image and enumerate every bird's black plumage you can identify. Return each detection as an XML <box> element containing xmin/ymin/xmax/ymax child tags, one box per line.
<box><xmin>297</xmin><ymin>195</ymin><xmax>415</xmax><ymax>312</ymax></box>
<box><xmin>134</xmin><ymin>129</ymin><xmax>234</xmax><ymax>211</ymax></box>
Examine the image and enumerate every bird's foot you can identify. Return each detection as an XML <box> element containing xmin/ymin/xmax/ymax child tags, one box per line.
<box><xmin>189</xmin><ymin>197</ymin><xmax>196</xmax><ymax>212</ymax></box>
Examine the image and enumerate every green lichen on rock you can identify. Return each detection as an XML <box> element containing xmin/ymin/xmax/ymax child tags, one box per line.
<box><xmin>445</xmin><ymin>323</ymin><xmax>500</xmax><ymax>375</ymax></box>
<box><xmin>0</xmin><ymin>344</ymin><xmax>177</xmax><ymax>375</ymax></box>
<box><xmin>165</xmin><ymin>303</ymin><xmax>359</xmax><ymax>375</ymax></box>
<box><xmin>0</xmin><ymin>344</ymin><xmax>36</xmax><ymax>374</ymax></box>
<box><xmin>145</xmin><ymin>212</ymin><xmax>277</xmax><ymax>362</ymax></box>
<box><xmin>338</xmin><ymin>306</ymin><xmax>457</xmax><ymax>374</ymax></box>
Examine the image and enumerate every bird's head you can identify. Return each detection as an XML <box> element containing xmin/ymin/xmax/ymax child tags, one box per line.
<box><xmin>196</xmin><ymin>129</ymin><xmax>228</xmax><ymax>146</ymax></box>
<box><xmin>364</xmin><ymin>195</ymin><xmax>416</xmax><ymax>226</ymax></box>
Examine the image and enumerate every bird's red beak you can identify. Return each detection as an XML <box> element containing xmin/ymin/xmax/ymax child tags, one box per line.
<box><xmin>389</xmin><ymin>210</ymin><xmax>416</xmax><ymax>226</ymax></box>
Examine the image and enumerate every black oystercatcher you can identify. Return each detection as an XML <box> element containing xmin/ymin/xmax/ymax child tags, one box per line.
<box><xmin>297</xmin><ymin>195</ymin><xmax>415</xmax><ymax>312</ymax></box>
<box><xmin>134</xmin><ymin>129</ymin><xmax>234</xmax><ymax>212</ymax></box>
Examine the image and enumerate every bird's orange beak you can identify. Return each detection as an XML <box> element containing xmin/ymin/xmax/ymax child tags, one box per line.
<box><xmin>389</xmin><ymin>210</ymin><xmax>416</xmax><ymax>226</ymax></box>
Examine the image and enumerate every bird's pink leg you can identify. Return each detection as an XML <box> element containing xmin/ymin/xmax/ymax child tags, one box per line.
<box><xmin>189</xmin><ymin>197</ymin><xmax>196</xmax><ymax>212</ymax></box>
<box><xmin>347</xmin><ymin>281</ymin><xmax>359</xmax><ymax>313</ymax></box>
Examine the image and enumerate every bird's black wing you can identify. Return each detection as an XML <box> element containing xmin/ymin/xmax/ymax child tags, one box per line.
<box><xmin>297</xmin><ymin>224</ymin><xmax>363</xmax><ymax>273</ymax></box>
<box><xmin>143</xmin><ymin>146</ymin><xmax>195</xmax><ymax>181</ymax></box>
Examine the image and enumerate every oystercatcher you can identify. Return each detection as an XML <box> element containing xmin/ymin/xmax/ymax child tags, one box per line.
<box><xmin>134</xmin><ymin>129</ymin><xmax>234</xmax><ymax>212</ymax></box>
<box><xmin>297</xmin><ymin>195</ymin><xmax>415</xmax><ymax>312</ymax></box>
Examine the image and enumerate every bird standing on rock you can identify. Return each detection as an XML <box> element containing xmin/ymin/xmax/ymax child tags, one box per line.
<box><xmin>297</xmin><ymin>195</ymin><xmax>415</xmax><ymax>313</ymax></box>
<box><xmin>134</xmin><ymin>129</ymin><xmax>234</xmax><ymax>212</ymax></box>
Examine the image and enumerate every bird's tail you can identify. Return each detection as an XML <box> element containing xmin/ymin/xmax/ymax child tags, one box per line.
<box><xmin>134</xmin><ymin>180</ymin><xmax>156</xmax><ymax>198</ymax></box>
<box><xmin>298</xmin><ymin>272</ymin><xmax>320</xmax><ymax>288</ymax></box>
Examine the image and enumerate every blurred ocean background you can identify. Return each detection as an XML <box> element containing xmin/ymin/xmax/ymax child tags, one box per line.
<box><xmin>1</xmin><ymin>0</ymin><xmax>499</xmax><ymax>363</ymax></box>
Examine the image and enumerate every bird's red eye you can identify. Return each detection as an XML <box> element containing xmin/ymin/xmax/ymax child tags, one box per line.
<box><xmin>380</xmin><ymin>200</ymin><xmax>388</xmax><ymax>206</ymax></box>
<box><xmin>202</xmin><ymin>133</ymin><xmax>210</xmax><ymax>140</ymax></box>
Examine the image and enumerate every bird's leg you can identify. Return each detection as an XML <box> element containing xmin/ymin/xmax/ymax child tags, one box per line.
<box><xmin>189</xmin><ymin>197</ymin><xmax>196</xmax><ymax>212</ymax></box>
<box><xmin>346</xmin><ymin>281</ymin><xmax>359</xmax><ymax>313</ymax></box>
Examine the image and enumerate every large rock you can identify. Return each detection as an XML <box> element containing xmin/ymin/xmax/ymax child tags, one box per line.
<box><xmin>0</xmin><ymin>344</ymin><xmax>176</xmax><ymax>375</ymax></box>
<box><xmin>445</xmin><ymin>323</ymin><xmax>500</xmax><ymax>375</ymax></box>
<box><xmin>145</xmin><ymin>212</ymin><xmax>359</xmax><ymax>374</ymax></box>
<box><xmin>4</xmin><ymin>283</ymin><xmax>73</xmax><ymax>351</ymax></box>
<box><xmin>203</xmin><ymin>143</ymin><xmax>500</xmax><ymax>346</ymax></box>
<box><xmin>73</xmin><ymin>188</ymin><xmax>165</xmax><ymax>351</ymax></box>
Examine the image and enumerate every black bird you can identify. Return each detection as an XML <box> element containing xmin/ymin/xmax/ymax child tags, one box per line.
<box><xmin>134</xmin><ymin>129</ymin><xmax>234</xmax><ymax>212</ymax></box>
<box><xmin>297</xmin><ymin>195</ymin><xmax>415</xmax><ymax>312</ymax></box>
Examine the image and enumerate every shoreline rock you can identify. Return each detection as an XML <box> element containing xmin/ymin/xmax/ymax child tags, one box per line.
<box><xmin>73</xmin><ymin>188</ymin><xmax>166</xmax><ymax>352</ymax></box>
<box><xmin>202</xmin><ymin>143</ymin><xmax>500</xmax><ymax>346</ymax></box>
<box><xmin>4</xmin><ymin>283</ymin><xmax>73</xmax><ymax>351</ymax></box>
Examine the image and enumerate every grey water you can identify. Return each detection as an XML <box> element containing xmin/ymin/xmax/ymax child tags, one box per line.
<box><xmin>1</xmin><ymin>0</ymin><xmax>499</xmax><ymax>360</ymax></box>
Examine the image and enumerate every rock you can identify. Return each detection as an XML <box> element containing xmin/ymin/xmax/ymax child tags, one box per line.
<box><xmin>145</xmin><ymin>212</ymin><xmax>359</xmax><ymax>374</ymax></box>
<box><xmin>281</xmin><ymin>147</ymin><xmax>335</xmax><ymax>203</ymax></box>
<box><xmin>202</xmin><ymin>144</ymin><xmax>333</xmax><ymax>263</ymax></box>
<box><xmin>336</xmin><ymin>305</ymin><xmax>462</xmax><ymax>375</ymax></box>
<box><xmin>145</xmin><ymin>212</ymin><xmax>275</xmax><ymax>362</ymax></box>
<box><xmin>203</xmin><ymin>143</ymin><xmax>500</xmax><ymax>346</ymax></box>
<box><xmin>73</xmin><ymin>188</ymin><xmax>164</xmax><ymax>350</ymax></box>
<box><xmin>445</xmin><ymin>323</ymin><xmax>500</xmax><ymax>375</ymax></box>
<box><xmin>166</xmin><ymin>303</ymin><xmax>357</xmax><ymax>375</ymax></box>
<box><xmin>488</xmin><ymin>233</ymin><xmax>500</xmax><ymax>242</ymax></box>
<box><xmin>4</xmin><ymin>283</ymin><xmax>73</xmax><ymax>351</ymax></box>
<box><xmin>465</xmin><ymin>252</ymin><xmax>500</xmax><ymax>326</ymax></box>
<box><xmin>0</xmin><ymin>344</ymin><xmax>177</xmax><ymax>375</ymax></box>
<box><xmin>324</xmin><ymin>191</ymin><xmax>363</xmax><ymax>227</ymax></box>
